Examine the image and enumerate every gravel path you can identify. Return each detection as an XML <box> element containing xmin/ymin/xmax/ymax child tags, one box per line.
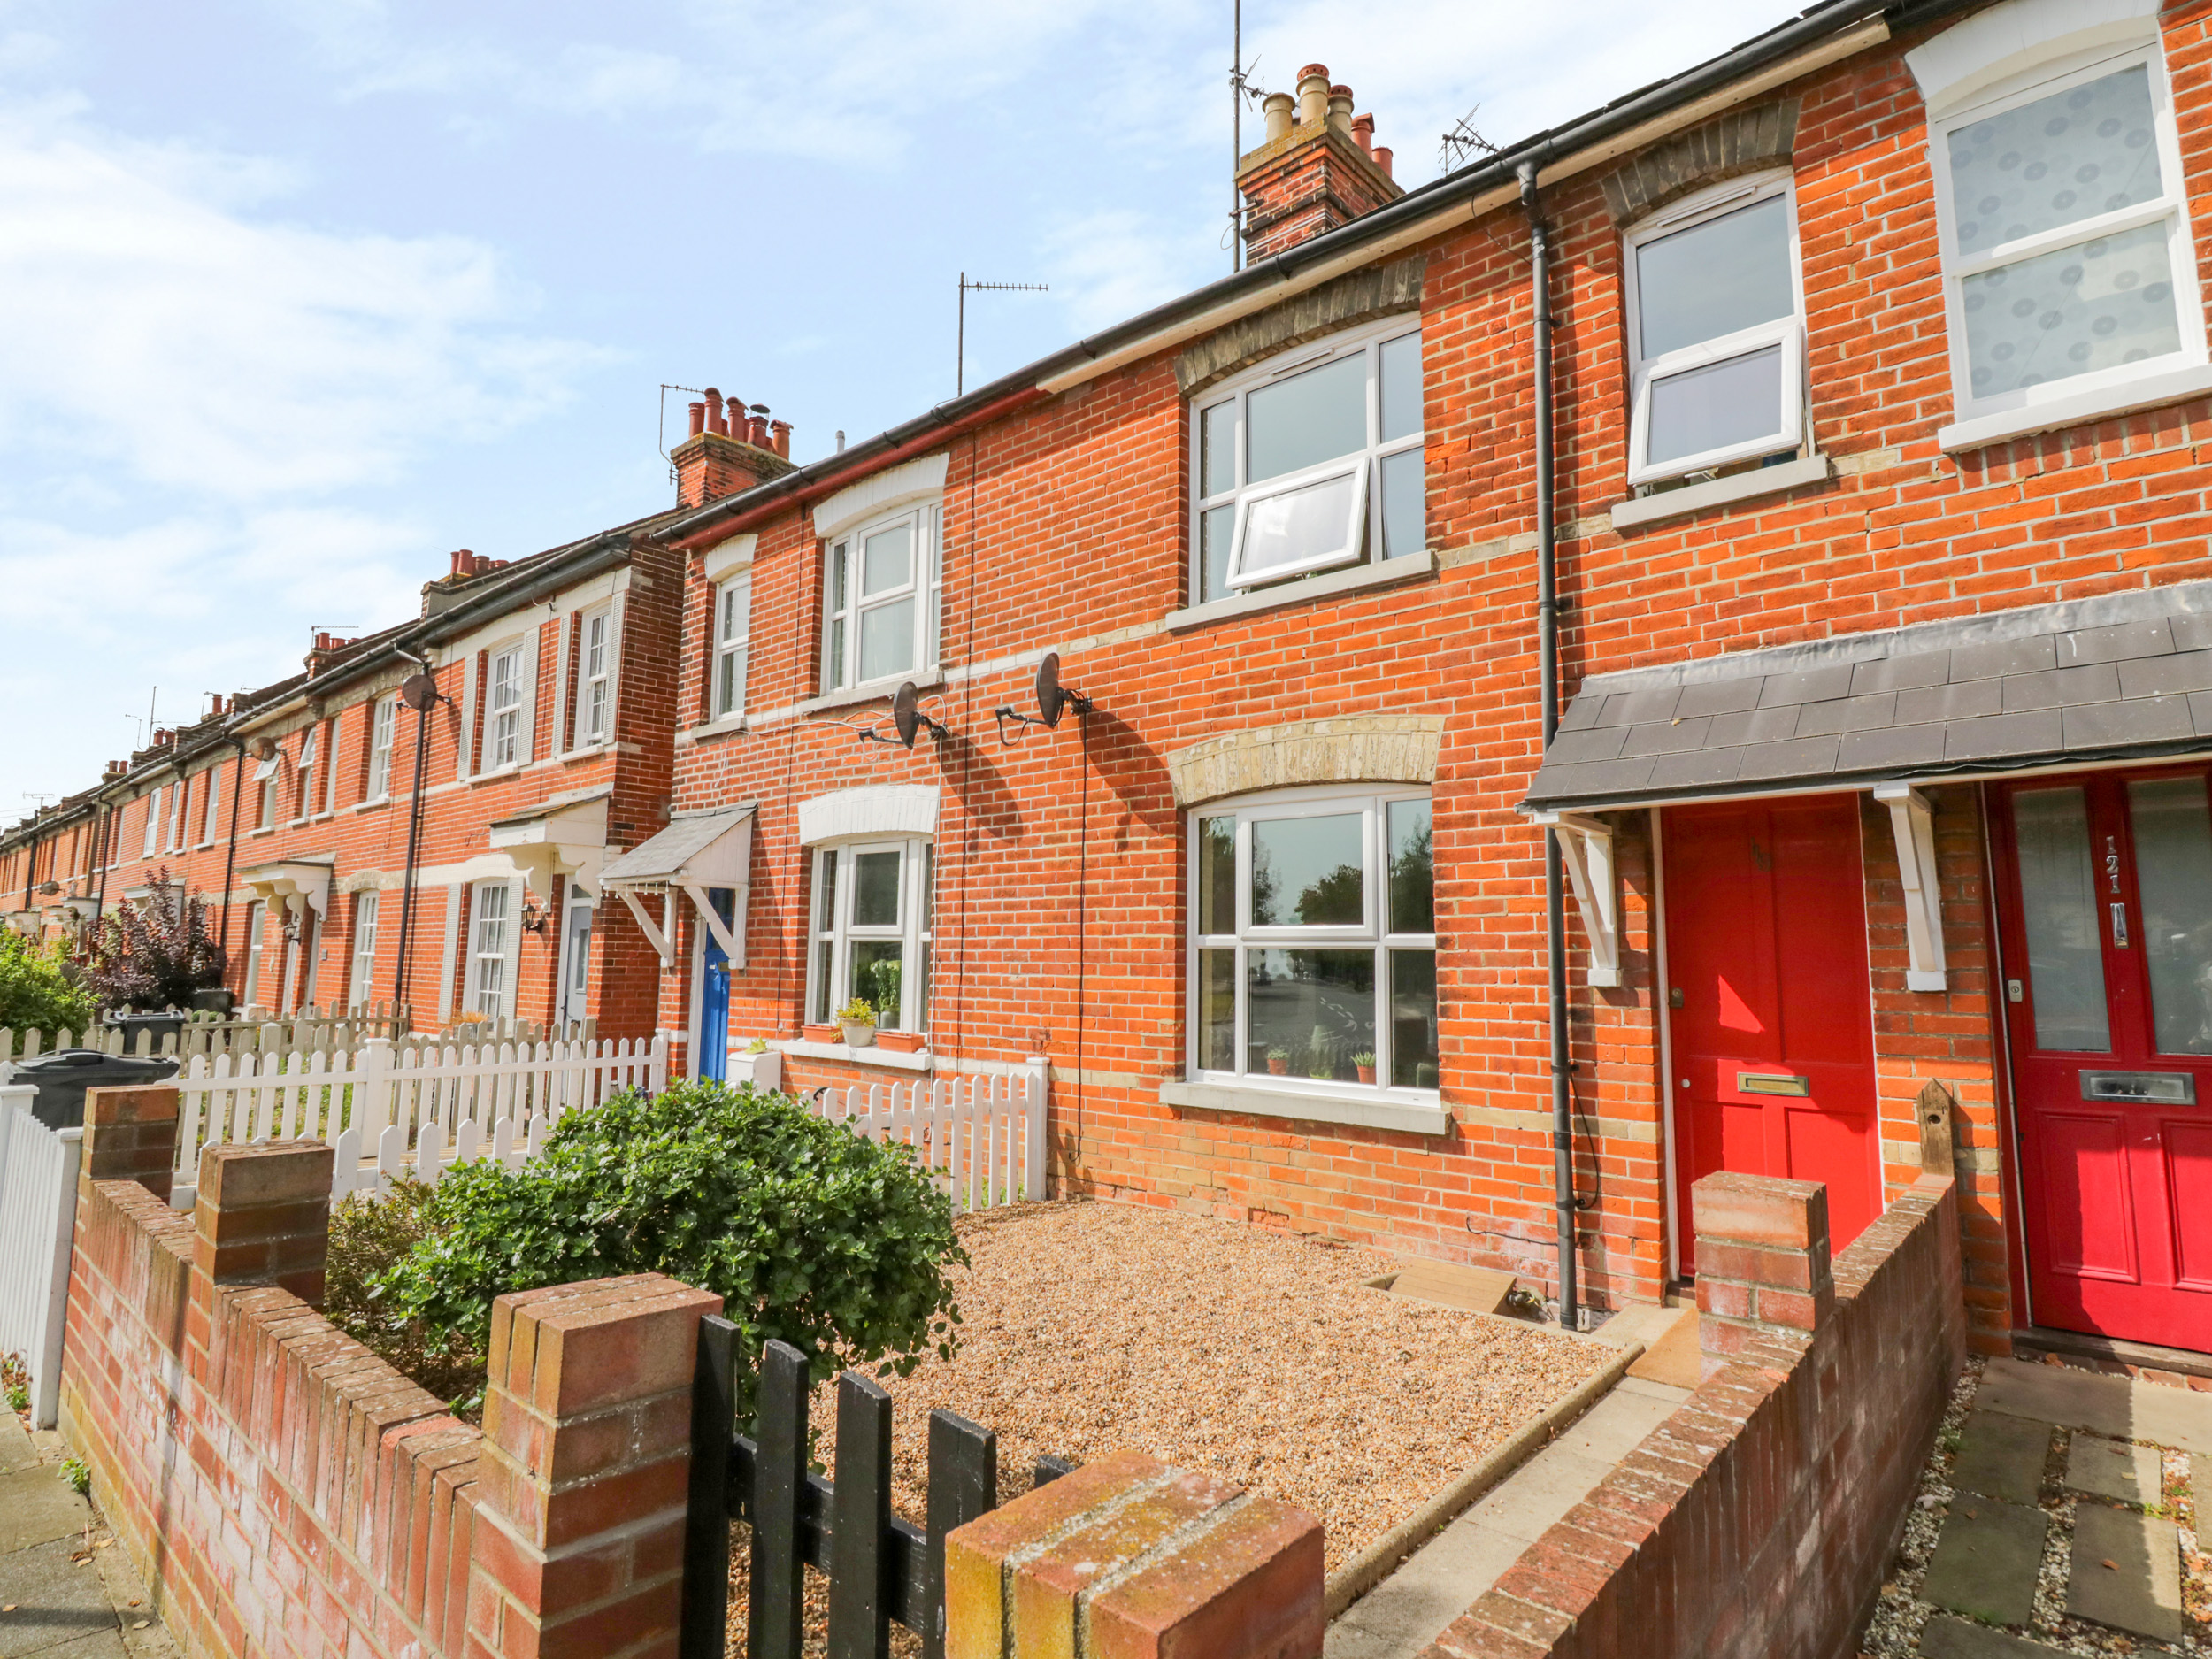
<box><xmin>726</xmin><ymin>1198</ymin><xmax>1608</xmax><ymax>1655</ymax></box>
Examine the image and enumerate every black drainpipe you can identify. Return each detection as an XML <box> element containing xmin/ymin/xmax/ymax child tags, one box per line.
<box><xmin>1520</xmin><ymin>159</ymin><xmax>1578</xmax><ymax>1333</ymax></box>
<box><xmin>391</xmin><ymin>650</ymin><xmax>439</xmax><ymax>1018</ymax></box>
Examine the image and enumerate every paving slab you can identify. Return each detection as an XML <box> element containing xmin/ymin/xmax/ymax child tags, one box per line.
<box><xmin>1625</xmin><ymin>1308</ymin><xmax>1701</xmax><ymax>1389</ymax></box>
<box><xmin>2067</xmin><ymin>1502</ymin><xmax>2182</xmax><ymax>1643</ymax></box>
<box><xmin>1917</xmin><ymin>1616</ymin><xmax>2070</xmax><ymax>1657</ymax></box>
<box><xmin>1978</xmin><ymin>1357</ymin><xmax>2212</xmax><ymax>1454</ymax></box>
<box><xmin>1324</xmin><ymin>1523</ymin><xmax>1530</xmax><ymax>1659</ymax></box>
<box><xmin>1921</xmin><ymin>1499</ymin><xmax>2048</xmax><ymax>1627</ymax></box>
<box><xmin>1458</xmin><ymin>1447</ymin><xmax>1616</xmax><ymax>1545</ymax></box>
<box><xmin>0</xmin><ymin>1472</ymin><xmax>88</xmax><ymax>1555</ymax></box>
<box><xmin>1952</xmin><ymin>1411</ymin><xmax>2049</xmax><ymax>1504</ymax></box>
<box><xmin>1548</xmin><ymin>1387</ymin><xmax>1684</xmax><ymax>1466</ymax></box>
<box><xmin>0</xmin><ymin>1418</ymin><xmax>36</xmax><ymax>1479</ymax></box>
<box><xmin>2065</xmin><ymin>1434</ymin><xmax>2162</xmax><ymax>1507</ymax></box>
<box><xmin>0</xmin><ymin>1536</ymin><xmax>115</xmax><ymax>1658</ymax></box>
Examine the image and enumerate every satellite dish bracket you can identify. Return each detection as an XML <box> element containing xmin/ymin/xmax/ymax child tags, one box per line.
<box><xmin>856</xmin><ymin>682</ymin><xmax>948</xmax><ymax>749</ymax></box>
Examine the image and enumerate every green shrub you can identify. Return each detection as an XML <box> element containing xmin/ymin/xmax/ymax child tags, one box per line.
<box><xmin>325</xmin><ymin>1176</ymin><xmax>488</xmax><ymax>1414</ymax></box>
<box><xmin>0</xmin><ymin>931</ymin><xmax>95</xmax><ymax>1031</ymax></box>
<box><xmin>376</xmin><ymin>1080</ymin><xmax>966</xmax><ymax>1411</ymax></box>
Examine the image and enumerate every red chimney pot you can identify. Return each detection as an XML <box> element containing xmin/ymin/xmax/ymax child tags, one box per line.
<box><xmin>688</xmin><ymin>400</ymin><xmax>705</xmax><ymax>437</ymax></box>
<box><xmin>1352</xmin><ymin>113</ymin><xmax>1375</xmax><ymax>153</ymax></box>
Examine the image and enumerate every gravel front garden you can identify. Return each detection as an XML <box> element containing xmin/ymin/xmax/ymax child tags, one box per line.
<box><xmin>728</xmin><ymin>1197</ymin><xmax>1609</xmax><ymax>1653</ymax></box>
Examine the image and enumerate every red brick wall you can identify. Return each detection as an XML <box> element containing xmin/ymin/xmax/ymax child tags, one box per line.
<box><xmin>1424</xmin><ymin>1171</ymin><xmax>1966</xmax><ymax>1658</ymax></box>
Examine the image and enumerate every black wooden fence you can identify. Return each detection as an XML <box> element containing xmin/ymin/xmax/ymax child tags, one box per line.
<box><xmin>680</xmin><ymin>1317</ymin><xmax>1074</xmax><ymax>1659</ymax></box>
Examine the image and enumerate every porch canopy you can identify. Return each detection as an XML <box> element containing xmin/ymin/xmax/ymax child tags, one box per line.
<box><xmin>596</xmin><ymin>803</ymin><xmax>756</xmax><ymax>970</ymax></box>
<box><xmin>1519</xmin><ymin>580</ymin><xmax>2212</xmax><ymax>993</ymax></box>
<box><xmin>487</xmin><ymin>786</ymin><xmax>610</xmax><ymax>902</ymax></box>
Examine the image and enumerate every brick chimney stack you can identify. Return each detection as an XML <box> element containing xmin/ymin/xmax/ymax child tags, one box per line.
<box><xmin>1238</xmin><ymin>63</ymin><xmax>1402</xmax><ymax>262</ymax></box>
<box><xmin>670</xmin><ymin>383</ymin><xmax>796</xmax><ymax>508</ymax></box>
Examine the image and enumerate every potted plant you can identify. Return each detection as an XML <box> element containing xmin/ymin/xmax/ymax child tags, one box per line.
<box><xmin>802</xmin><ymin>1020</ymin><xmax>840</xmax><ymax>1044</ymax></box>
<box><xmin>1266</xmin><ymin>1046</ymin><xmax>1290</xmax><ymax>1077</ymax></box>
<box><xmin>878</xmin><ymin>1028</ymin><xmax>927</xmax><ymax>1054</ymax></box>
<box><xmin>837</xmin><ymin>995</ymin><xmax>878</xmax><ymax>1048</ymax></box>
<box><xmin>1353</xmin><ymin>1050</ymin><xmax>1377</xmax><ymax>1085</ymax></box>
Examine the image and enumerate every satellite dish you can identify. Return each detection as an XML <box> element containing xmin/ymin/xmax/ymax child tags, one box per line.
<box><xmin>400</xmin><ymin>672</ymin><xmax>439</xmax><ymax>712</ymax></box>
<box><xmin>891</xmin><ymin>682</ymin><xmax>922</xmax><ymax>749</ymax></box>
<box><xmin>1035</xmin><ymin>654</ymin><xmax>1068</xmax><ymax>728</ymax></box>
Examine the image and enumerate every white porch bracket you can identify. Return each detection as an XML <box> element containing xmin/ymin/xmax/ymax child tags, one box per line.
<box><xmin>680</xmin><ymin>880</ymin><xmax>746</xmax><ymax>969</ymax></box>
<box><xmin>617</xmin><ymin>888</ymin><xmax>677</xmax><ymax>969</ymax></box>
<box><xmin>1531</xmin><ymin>810</ymin><xmax>1621</xmax><ymax>988</ymax></box>
<box><xmin>1874</xmin><ymin>782</ymin><xmax>1947</xmax><ymax>993</ymax></box>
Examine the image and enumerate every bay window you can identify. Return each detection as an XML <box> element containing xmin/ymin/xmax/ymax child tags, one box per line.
<box><xmin>1190</xmin><ymin>319</ymin><xmax>1425</xmax><ymax>603</ymax></box>
<box><xmin>806</xmin><ymin>840</ymin><xmax>933</xmax><ymax>1033</ymax></box>
<box><xmin>1189</xmin><ymin>787</ymin><xmax>1437</xmax><ymax>1093</ymax></box>
<box><xmin>1931</xmin><ymin>46</ymin><xmax>2203</xmax><ymax>424</ymax></box>
<box><xmin>821</xmin><ymin>506</ymin><xmax>940</xmax><ymax>695</ymax></box>
<box><xmin>1624</xmin><ymin>173</ymin><xmax>1806</xmax><ymax>487</ymax></box>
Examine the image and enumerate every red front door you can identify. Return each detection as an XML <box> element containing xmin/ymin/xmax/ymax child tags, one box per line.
<box><xmin>1993</xmin><ymin>767</ymin><xmax>2212</xmax><ymax>1355</ymax></box>
<box><xmin>1663</xmin><ymin>797</ymin><xmax>1882</xmax><ymax>1272</ymax></box>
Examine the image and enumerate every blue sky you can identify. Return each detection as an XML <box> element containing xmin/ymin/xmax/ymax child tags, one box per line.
<box><xmin>0</xmin><ymin>0</ymin><xmax>1803</xmax><ymax>805</ymax></box>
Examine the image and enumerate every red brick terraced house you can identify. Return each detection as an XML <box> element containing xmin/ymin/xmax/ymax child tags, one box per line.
<box><xmin>607</xmin><ymin>0</ymin><xmax>2212</xmax><ymax>1368</ymax></box>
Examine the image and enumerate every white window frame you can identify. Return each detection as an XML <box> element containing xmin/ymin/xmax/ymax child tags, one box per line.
<box><xmin>1186</xmin><ymin>784</ymin><xmax>1438</xmax><ymax>1099</ymax></box>
<box><xmin>200</xmin><ymin>761</ymin><xmax>223</xmax><ymax>846</ymax></box>
<box><xmin>1189</xmin><ymin>317</ymin><xmax>1424</xmax><ymax>599</ymax></box>
<box><xmin>469</xmin><ymin>881</ymin><xmax>511</xmax><ymax>1020</ymax></box>
<box><xmin>819</xmin><ymin>505</ymin><xmax>941</xmax><ymax>696</ymax></box>
<box><xmin>350</xmin><ymin>890</ymin><xmax>380</xmax><ymax>1010</ymax></box>
<box><xmin>141</xmin><ymin>789</ymin><xmax>159</xmax><ymax>857</ymax></box>
<box><xmin>242</xmin><ymin>900</ymin><xmax>265</xmax><ymax>1007</ymax></box>
<box><xmin>166</xmin><ymin>778</ymin><xmax>186</xmax><ymax>851</ymax></box>
<box><xmin>486</xmin><ymin>644</ymin><xmax>526</xmax><ymax>771</ymax></box>
<box><xmin>323</xmin><ymin>717</ymin><xmax>340</xmax><ymax>814</ymax></box>
<box><xmin>1928</xmin><ymin>41</ymin><xmax>2206</xmax><ymax>427</ymax></box>
<box><xmin>366</xmin><ymin>696</ymin><xmax>397</xmax><ymax>802</ymax></box>
<box><xmin>805</xmin><ymin>838</ymin><xmax>934</xmax><ymax>1032</ymax></box>
<box><xmin>1622</xmin><ymin>172</ymin><xmax>1808</xmax><ymax>487</ymax></box>
<box><xmin>714</xmin><ymin>573</ymin><xmax>751</xmax><ymax>721</ymax></box>
<box><xmin>577</xmin><ymin>608</ymin><xmax>612</xmax><ymax>747</ymax></box>
<box><xmin>292</xmin><ymin>727</ymin><xmax>317</xmax><ymax>824</ymax></box>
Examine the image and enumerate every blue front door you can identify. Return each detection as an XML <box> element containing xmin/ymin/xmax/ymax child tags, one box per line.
<box><xmin>696</xmin><ymin>887</ymin><xmax>737</xmax><ymax>1081</ymax></box>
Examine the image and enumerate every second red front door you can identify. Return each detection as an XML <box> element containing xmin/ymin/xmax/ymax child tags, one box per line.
<box><xmin>1663</xmin><ymin>796</ymin><xmax>1883</xmax><ymax>1271</ymax></box>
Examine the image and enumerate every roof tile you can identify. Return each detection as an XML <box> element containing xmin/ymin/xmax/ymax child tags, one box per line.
<box><xmin>1596</xmin><ymin>688</ymin><xmax>1682</xmax><ymax>727</ymax></box>
<box><xmin>1707</xmin><ymin>706</ymin><xmax>1801</xmax><ymax>748</ymax></box>
<box><xmin>1546</xmin><ymin>726</ymin><xmax>1632</xmax><ymax>764</ymax></box>
<box><xmin>2062</xmin><ymin>696</ymin><xmax>2193</xmax><ymax>750</ymax></box>
<box><xmin>1673</xmin><ymin>679</ymin><xmax>1765</xmax><ymax>719</ymax></box>
<box><xmin>1622</xmin><ymin>717</ymin><xmax>1715</xmax><ymax>757</ymax></box>
<box><xmin>1944</xmin><ymin>709</ymin><xmax>2063</xmax><ymax>761</ymax></box>
<box><xmin>1793</xmin><ymin>693</ymin><xmax>1898</xmax><ymax>737</ymax></box>
<box><xmin>1646</xmin><ymin>748</ymin><xmax>1745</xmax><ymax>791</ymax></box>
<box><xmin>1736</xmin><ymin>736</ymin><xmax>1840</xmax><ymax>781</ymax></box>
<box><xmin>1895</xmin><ymin>679</ymin><xmax>2001</xmax><ymax>725</ymax></box>
<box><xmin>1837</xmin><ymin>724</ymin><xmax>1947</xmax><ymax>772</ymax></box>
<box><xmin>2058</xmin><ymin>618</ymin><xmax>2174</xmax><ymax>667</ymax></box>
<box><xmin>1848</xmin><ymin>651</ymin><xmax>1950</xmax><ymax>695</ymax></box>
<box><xmin>1949</xmin><ymin>636</ymin><xmax>2057</xmax><ymax>682</ymax></box>
<box><xmin>2118</xmin><ymin>650</ymin><xmax>2212</xmax><ymax>700</ymax></box>
<box><xmin>1757</xmin><ymin>664</ymin><xmax>1856</xmax><ymax>708</ymax></box>
<box><xmin>1999</xmin><ymin>663</ymin><xmax>2122</xmax><ymax>712</ymax></box>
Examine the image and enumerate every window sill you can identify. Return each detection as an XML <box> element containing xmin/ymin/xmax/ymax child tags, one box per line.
<box><xmin>778</xmin><ymin>1038</ymin><xmax>933</xmax><ymax>1071</ymax></box>
<box><xmin>798</xmin><ymin>675</ymin><xmax>944</xmax><ymax>718</ymax></box>
<box><xmin>247</xmin><ymin>827</ymin><xmax>274</xmax><ymax>839</ymax></box>
<box><xmin>1164</xmin><ymin>550</ymin><xmax>1434</xmax><ymax>634</ymax></box>
<box><xmin>680</xmin><ymin>715</ymin><xmax>747</xmax><ymax>746</ymax></box>
<box><xmin>352</xmin><ymin>796</ymin><xmax>390</xmax><ymax>814</ymax></box>
<box><xmin>1937</xmin><ymin>365</ymin><xmax>2212</xmax><ymax>454</ymax></box>
<box><xmin>469</xmin><ymin>764</ymin><xmax>523</xmax><ymax>785</ymax></box>
<box><xmin>563</xmin><ymin>741</ymin><xmax>611</xmax><ymax>761</ymax></box>
<box><xmin>1160</xmin><ymin>1079</ymin><xmax>1450</xmax><ymax>1136</ymax></box>
<box><xmin>1609</xmin><ymin>455</ymin><xmax>1833</xmax><ymax>532</ymax></box>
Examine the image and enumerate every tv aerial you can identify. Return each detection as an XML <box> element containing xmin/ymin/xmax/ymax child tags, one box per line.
<box><xmin>995</xmin><ymin>652</ymin><xmax>1095</xmax><ymax>745</ymax></box>
<box><xmin>1439</xmin><ymin>104</ymin><xmax>1497</xmax><ymax>174</ymax></box>
<box><xmin>857</xmin><ymin>681</ymin><xmax>949</xmax><ymax>749</ymax></box>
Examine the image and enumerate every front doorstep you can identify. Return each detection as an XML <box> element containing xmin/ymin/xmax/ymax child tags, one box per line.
<box><xmin>2011</xmin><ymin>1323</ymin><xmax>2212</xmax><ymax>1382</ymax></box>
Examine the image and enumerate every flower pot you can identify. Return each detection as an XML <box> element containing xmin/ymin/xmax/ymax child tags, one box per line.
<box><xmin>802</xmin><ymin>1023</ymin><xmax>840</xmax><ymax>1045</ymax></box>
<box><xmin>841</xmin><ymin>1021</ymin><xmax>878</xmax><ymax>1048</ymax></box>
<box><xmin>1356</xmin><ymin>1064</ymin><xmax>1376</xmax><ymax>1085</ymax></box>
<box><xmin>1267</xmin><ymin>1056</ymin><xmax>1289</xmax><ymax>1076</ymax></box>
<box><xmin>877</xmin><ymin>1030</ymin><xmax>926</xmax><ymax>1054</ymax></box>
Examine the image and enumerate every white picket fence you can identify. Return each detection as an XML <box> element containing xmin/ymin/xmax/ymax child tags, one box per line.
<box><xmin>808</xmin><ymin>1065</ymin><xmax>1048</xmax><ymax>1210</ymax></box>
<box><xmin>169</xmin><ymin>1033</ymin><xmax>669</xmax><ymax>1206</ymax></box>
<box><xmin>0</xmin><ymin>1086</ymin><xmax>80</xmax><ymax>1428</ymax></box>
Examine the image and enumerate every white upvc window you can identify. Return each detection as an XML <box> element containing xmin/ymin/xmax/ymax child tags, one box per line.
<box><xmin>367</xmin><ymin>696</ymin><xmax>397</xmax><ymax>801</ymax></box>
<box><xmin>1929</xmin><ymin>43</ymin><xmax>2203</xmax><ymax>425</ymax></box>
<box><xmin>577</xmin><ymin>609</ymin><xmax>612</xmax><ymax>746</ymax></box>
<box><xmin>1624</xmin><ymin>173</ymin><xmax>1807</xmax><ymax>487</ymax></box>
<box><xmin>350</xmin><ymin>891</ymin><xmax>380</xmax><ymax>1009</ymax></box>
<box><xmin>323</xmin><ymin>718</ymin><xmax>340</xmax><ymax>813</ymax></box>
<box><xmin>820</xmin><ymin>505</ymin><xmax>941</xmax><ymax>695</ymax></box>
<box><xmin>294</xmin><ymin>726</ymin><xmax>317</xmax><ymax>822</ymax></box>
<box><xmin>487</xmin><ymin>645</ymin><xmax>525</xmax><ymax>769</ymax></box>
<box><xmin>141</xmin><ymin>789</ymin><xmax>159</xmax><ymax>856</ymax></box>
<box><xmin>167</xmin><ymin>779</ymin><xmax>186</xmax><ymax>851</ymax></box>
<box><xmin>805</xmin><ymin>839</ymin><xmax>934</xmax><ymax>1033</ymax></box>
<box><xmin>469</xmin><ymin>882</ymin><xmax>511</xmax><ymax>1019</ymax></box>
<box><xmin>1187</xmin><ymin>787</ymin><xmax>1438</xmax><ymax>1094</ymax></box>
<box><xmin>201</xmin><ymin>761</ymin><xmax>222</xmax><ymax>845</ymax></box>
<box><xmin>715</xmin><ymin>573</ymin><xmax>751</xmax><ymax>720</ymax></box>
<box><xmin>255</xmin><ymin>751</ymin><xmax>279</xmax><ymax>829</ymax></box>
<box><xmin>1190</xmin><ymin>319</ymin><xmax>1425</xmax><ymax>603</ymax></box>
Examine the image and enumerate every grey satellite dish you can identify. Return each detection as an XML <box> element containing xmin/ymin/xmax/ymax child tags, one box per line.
<box><xmin>892</xmin><ymin>682</ymin><xmax>923</xmax><ymax>749</ymax></box>
<box><xmin>400</xmin><ymin>672</ymin><xmax>439</xmax><ymax>712</ymax></box>
<box><xmin>1035</xmin><ymin>654</ymin><xmax>1069</xmax><ymax>727</ymax></box>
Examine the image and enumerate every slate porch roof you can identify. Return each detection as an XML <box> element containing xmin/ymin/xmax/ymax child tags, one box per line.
<box><xmin>1521</xmin><ymin>580</ymin><xmax>2212</xmax><ymax>815</ymax></box>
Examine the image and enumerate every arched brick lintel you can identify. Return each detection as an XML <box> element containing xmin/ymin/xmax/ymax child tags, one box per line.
<box><xmin>1166</xmin><ymin>714</ymin><xmax>1448</xmax><ymax>809</ymax></box>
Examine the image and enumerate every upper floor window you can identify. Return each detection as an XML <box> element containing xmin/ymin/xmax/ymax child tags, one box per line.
<box><xmin>367</xmin><ymin>695</ymin><xmax>397</xmax><ymax>801</ymax></box>
<box><xmin>822</xmin><ymin>507</ymin><xmax>940</xmax><ymax>695</ymax></box>
<box><xmin>200</xmin><ymin>761</ymin><xmax>223</xmax><ymax>844</ymax></box>
<box><xmin>578</xmin><ymin>608</ymin><xmax>612</xmax><ymax>745</ymax></box>
<box><xmin>1931</xmin><ymin>47</ymin><xmax>2202</xmax><ymax>422</ymax></box>
<box><xmin>487</xmin><ymin>645</ymin><xmax>525</xmax><ymax>769</ymax></box>
<box><xmin>1188</xmin><ymin>787</ymin><xmax>1437</xmax><ymax>1095</ymax></box>
<box><xmin>806</xmin><ymin>839</ymin><xmax>933</xmax><ymax>1032</ymax></box>
<box><xmin>254</xmin><ymin>753</ymin><xmax>279</xmax><ymax>829</ymax></box>
<box><xmin>1190</xmin><ymin>319</ymin><xmax>1425</xmax><ymax>604</ymax></box>
<box><xmin>141</xmin><ymin>789</ymin><xmax>158</xmax><ymax>856</ymax></box>
<box><xmin>715</xmin><ymin>573</ymin><xmax>751</xmax><ymax>721</ymax></box>
<box><xmin>1624</xmin><ymin>173</ymin><xmax>1805</xmax><ymax>487</ymax></box>
<box><xmin>293</xmin><ymin>727</ymin><xmax>317</xmax><ymax>822</ymax></box>
<box><xmin>167</xmin><ymin>778</ymin><xmax>186</xmax><ymax>850</ymax></box>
